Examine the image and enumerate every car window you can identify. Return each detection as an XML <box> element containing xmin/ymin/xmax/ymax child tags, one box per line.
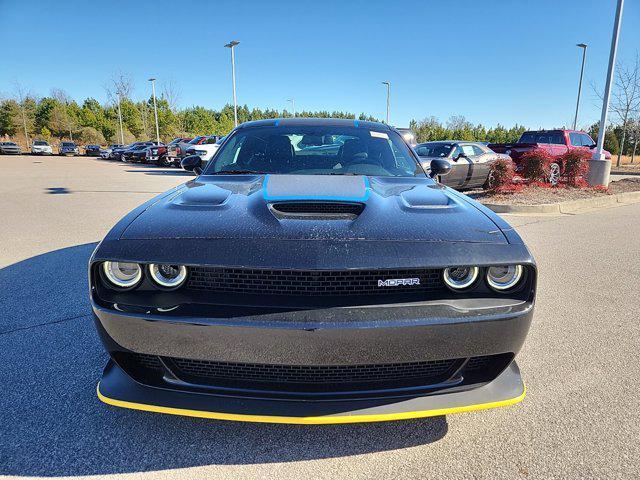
<box><xmin>207</xmin><ymin>125</ymin><xmax>422</xmax><ymax>177</ymax></box>
<box><xmin>580</xmin><ymin>134</ymin><xmax>594</xmax><ymax>147</ymax></box>
<box><xmin>569</xmin><ymin>132</ymin><xmax>581</xmax><ymax>146</ymax></box>
<box><xmin>451</xmin><ymin>145</ymin><xmax>463</xmax><ymax>158</ymax></box>
<box><xmin>416</xmin><ymin>143</ymin><xmax>453</xmax><ymax>157</ymax></box>
<box><xmin>472</xmin><ymin>145</ymin><xmax>485</xmax><ymax>155</ymax></box>
<box><xmin>461</xmin><ymin>145</ymin><xmax>475</xmax><ymax>156</ymax></box>
<box><xmin>549</xmin><ymin>133</ymin><xmax>565</xmax><ymax>145</ymax></box>
<box><xmin>204</xmin><ymin>137</ymin><xmax>218</xmax><ymax>145</ymax></box>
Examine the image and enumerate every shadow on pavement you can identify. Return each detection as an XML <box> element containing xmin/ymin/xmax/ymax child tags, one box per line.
<box><xmin>0</xmin><ymin>244</ymin><xmax>448</xmax><ymax>477</ymax></box>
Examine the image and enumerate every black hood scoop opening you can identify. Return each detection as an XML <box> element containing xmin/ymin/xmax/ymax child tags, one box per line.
<box><xmin>269</xmin><ymin>202</ymin><xmax>365</xmax><ymax>220</ymax></box>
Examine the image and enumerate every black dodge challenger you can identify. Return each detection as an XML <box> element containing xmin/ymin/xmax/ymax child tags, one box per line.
<box><xmin>91</xmin><ymin>118</ymin><xmax>535</xmax><ymax>424</ymax></box>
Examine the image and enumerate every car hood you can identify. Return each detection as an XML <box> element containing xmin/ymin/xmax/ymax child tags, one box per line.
<box><xmin>120</xmin><ymin>174</ymin><xmax>507</xmax><ymax>244</ymax></box>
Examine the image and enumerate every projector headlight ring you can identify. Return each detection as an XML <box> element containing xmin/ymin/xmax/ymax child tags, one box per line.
<box><xmin>487</xmin><ymin>265</ymin><xmax>523</xmax><ymax>291</ymax></box>
<box><xmin>102</xmin><ymin>261</ymin><xmax>142</xmax><ymax>289</ymax></box>
<box><xmin>443</xmin><ymin>266</ymin><xmax>479</xmax><ymax>290</ymax></box>
<box><xmin>149</xmin><ymin>264</ymin><xmax>188</xmax><ymax>289</ymax></box>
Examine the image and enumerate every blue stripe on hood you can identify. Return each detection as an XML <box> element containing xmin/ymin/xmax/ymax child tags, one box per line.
<box><xmin>263</xmin><ymin>174</ymin><xmax>370</xmax><ymax>202</ymax></box>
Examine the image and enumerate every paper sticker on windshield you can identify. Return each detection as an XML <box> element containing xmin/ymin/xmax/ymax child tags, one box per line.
<box><xmin>370</xmin><ymin>131</ymin><xmax>389</xmax><ymax>139</ymax></box>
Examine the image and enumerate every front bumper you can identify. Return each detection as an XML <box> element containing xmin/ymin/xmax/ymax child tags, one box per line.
<box><xmin>93</xmin><ymin>297</ymin><xmax>532</xmax><ymax>423</ymax></box>
<box><xmin>97</xmin><ymin>358</ymin><xmax>525</xmax><ymax>424</ymax></box>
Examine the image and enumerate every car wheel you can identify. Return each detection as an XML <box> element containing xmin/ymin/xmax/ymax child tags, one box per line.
<box><xmin>549</xmin><ymin>162</ymin><xmax>561</xmax><ymax>186</ymax></box>
<box><xmin>483</xmin><ymin>170</ymin><xmax>496</xmax><ymax>190</ymax></box>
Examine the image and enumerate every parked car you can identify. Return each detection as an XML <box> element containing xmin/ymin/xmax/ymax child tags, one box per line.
<box><xmin>31</xmin><ymin>140</ymin><xmax>53</xmax><ymax>155</ymax></box>
<box><xmin>146</xmin><ymin>138</ymin><xmax>190</xmax><ymax>166</ymax></box>
<box><xmin>415</xmin><ymin>141</ymin><xmax>509</xmax><ymax>190</ymax></box>
<box><xmin>167</xmin><ymin>135</ymin><xmax>218</xmax><ymax>167</ymax></box>
<box><xmin>489</xmin><ymin>130</ymin><xmax>609</xmax><ymax>185</ymax></box>
<box><xmin>121</xmin><ymin>142</ymin><xmax>157</xmax><ymax>163</ymax></box>
<box><xmin>92</xmin><ymin>118</ymin><xmax>535</xmax><ymax>423</ymax></box>
<box><xmin>184</xmin><ymin>136</ymin><xmax>225</xmax><ymax>166</ymax></box>
<box><xmin>0</xmin><ymin>142</ymin><xmax>22</xmax><ymax>155</ymax></box>
<box><xmin>84</xmin><ymin>144</ymin><xmax>101</xmax><ymax>156</ymax></box>
<box><xmin>59</xmin><ymin>141</ymin><xmax>79</xmax><ymax>156</ymax></box>
<box><xmin>125</xmin><ymin>143</ymin><xmax>163</xmax><ymax>163</ymax></box>
<box><xmin>100</xmin><ymin>144</ymin><xmax>124</xmax><ymax>159</ymax></box>
<box><xmin>111</xmin><ymin>142</ymin><xmax>150</xmax><ymax>161</ymax></box>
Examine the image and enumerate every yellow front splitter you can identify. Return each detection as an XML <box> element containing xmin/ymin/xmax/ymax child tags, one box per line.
<box><xmin>97</xmin><ymin>360</ymin><xmax>525</xmax><ymax>425</ymax></box>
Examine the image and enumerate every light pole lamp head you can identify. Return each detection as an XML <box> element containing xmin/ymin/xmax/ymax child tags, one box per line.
<box><xmin>148</xmin><ymin>77</ymin><xmax>156</xmax><ymax>82</ymax></box>
<box><xmin>225</xmin><ymin>40</ymin><xmax>240</xmax><ymax>48</ymax></box>
<box><xmin>576</xmin><ymin>43</ymin><xmax>587</xmax><ymax>49</ymax></box>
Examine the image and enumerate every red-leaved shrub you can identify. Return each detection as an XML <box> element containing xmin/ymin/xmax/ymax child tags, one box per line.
<box><xmin>487</xmin><ymin>158</ymin><xmax>516</xmax><ymax>192</ymax></box>
<box><xmin>560</xmin><ymin>150</ymin><xmax>590</xmax><ymax>187</ymax></box>
<box><xmin>520</xmin><ymin>148</ymin><xmax>554</xmax><ymax>183</ymax></box>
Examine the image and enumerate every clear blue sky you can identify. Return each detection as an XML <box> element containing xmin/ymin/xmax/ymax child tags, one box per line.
<box><xmin>1</xmin><ymin>0</ymin><xmax>638</xmax><ymax>129</ymax></box>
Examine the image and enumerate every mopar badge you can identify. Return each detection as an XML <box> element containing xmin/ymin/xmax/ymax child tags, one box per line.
<box><xmin>378</xmin><ymin>278</ymin><xmax>420</xmax><ymax>287</ymax></box>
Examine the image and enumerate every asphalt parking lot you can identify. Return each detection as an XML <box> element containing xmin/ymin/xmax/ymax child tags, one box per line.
<box><xmin>1</xmin><ymin>154</ymin><xmax>639</xmax><ymax>479</ymax></box>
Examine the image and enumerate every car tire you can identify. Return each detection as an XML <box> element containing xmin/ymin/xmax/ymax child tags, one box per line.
<box><xmin>549</xmin><ymin>162</ymin><xmax>561</xmax><ymax>186</ymax></box>
<box><xmin>483</xmin><ymin>171</ymin><xmax>496</xmax><ymax>190</ymax></box>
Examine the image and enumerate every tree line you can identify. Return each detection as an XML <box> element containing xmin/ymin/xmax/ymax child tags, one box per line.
<box><xmin>0</xmin><ymin>89</ymin><xmax>379</xmax><ymax>147</ymax></box>
<box><xmin>0</xmin><ymin>88</ymin><xmax>632</xmax><ymax>160</ymax></box>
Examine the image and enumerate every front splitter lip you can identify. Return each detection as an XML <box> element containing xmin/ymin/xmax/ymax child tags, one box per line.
<box><xmin>97</xmin><ymin>359</ymin><xmax>526</xmax><ymax>425</ymax></box>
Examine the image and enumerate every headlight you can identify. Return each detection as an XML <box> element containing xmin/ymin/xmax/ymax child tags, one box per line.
<box><xmin>486</xmin><ymin>265</ymin><xmax>523</xmax><ymax>291</ymax></box>
<box><xmin>149</xmin><ymin>264</ymin><xmax>188</xmax><ymax>288</ymax></box>
<box><xmin>443</xmin><ymin>266</ymin><xmax>479</xmax><ymax>290</ymax></box>
<box><xmin>102</xmin><ymin>261</ymin><xmax>142</xmax><ymax>288</ymax></box>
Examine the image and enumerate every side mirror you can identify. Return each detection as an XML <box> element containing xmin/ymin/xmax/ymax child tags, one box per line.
<box><xmin>454</xmin><ymin>153</ymin><xmax>467</xmax><ymax>161</ymax></box>
<box><xmin>181</xmin><ymin>155</ymin><xmax>203</xmax><ymax>174</ymax></box>
<box><xmin>427</xmin><ymin>159</ymin><xmax>452</xmax><ymax>179</ymax></box>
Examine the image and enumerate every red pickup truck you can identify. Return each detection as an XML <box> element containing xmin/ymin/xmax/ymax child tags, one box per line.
<box><xmin>489</xmin><ymin>130</ymin><xmax>610</xmax><ymax>185</ymax></box>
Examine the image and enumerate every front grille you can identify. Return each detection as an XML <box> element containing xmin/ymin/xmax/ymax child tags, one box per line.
<box><xmin>187</xmin><ymin>267</ymin><xmax>444</xmax><ymax>296</ymax></box>
<box><xmin>271</xmin><ymin>202</ymin><xmax>365</xmax><ymax>216</ymax></box>
<box><xmin>170</xmin><ymin>357</ymin><xmax>457</xmax><ymax>385</ymax></box>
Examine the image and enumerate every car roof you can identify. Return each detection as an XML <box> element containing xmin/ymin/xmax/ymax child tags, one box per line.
<box><xmin>237</xmin><ymin>117</ymin><xmax>391</xmax><ymax>131</ymax></box>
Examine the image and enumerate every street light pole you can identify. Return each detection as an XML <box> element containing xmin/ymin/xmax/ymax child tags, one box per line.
<box><xmin>224</xmin><ymin>40</ymin><xmax>240</xmax><ymax>127</ymax></box>
<box><xmin>287</xmin><ymin>98</ymin><xmax>295</xmax><ymax>117</ymax></box>
<box><xmin>148</xmin><ymin>78</ymin><xmax>161</xmax><ymax>144</ymax></box>
<box><xmin>116</xmin><ymin>90</ymin><xmax>124</xmax><ymax>145</ymax></box>
<box><xmin>589</xmin><ymin>0</ymin><xmax>624</xmax><ymax>187</ymax></box>
<box><xmin>573</xmin><ymin>43</ymin><xmax>587</xmax><ymax>130</ymax></box>
<box><xmin>382</xmin><ymin>81</ymin><xmax>390</xmax><ymax>124</ymax></box>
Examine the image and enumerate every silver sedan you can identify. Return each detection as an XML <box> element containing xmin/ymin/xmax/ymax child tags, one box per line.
<box><xmin>415</xmin><ymin>141</ymin><xmax>508</xmax><ymax>190</ymax></box>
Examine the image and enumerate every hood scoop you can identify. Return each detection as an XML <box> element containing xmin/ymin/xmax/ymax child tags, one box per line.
<box><xmin>270</xmin><ymin>202</ymin><xmax>365</xmax><ymax>220</ymax></box>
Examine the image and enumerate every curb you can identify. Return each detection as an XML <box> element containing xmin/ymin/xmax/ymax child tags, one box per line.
<box><xmin>610</xmin><ymin>170</ymin><xmax>640</xmax><ymax>176</ymax></box>
<box><xmin>482</xmin><ymin>190</ymin><xmax>640</xmax><ymax>214</ymax></box>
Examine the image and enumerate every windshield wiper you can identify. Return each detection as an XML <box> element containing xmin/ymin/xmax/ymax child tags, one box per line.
<box><xmin>211</xmin><ymin>170</ymin><xmax>266</xmax><ymax>175</ymax></box>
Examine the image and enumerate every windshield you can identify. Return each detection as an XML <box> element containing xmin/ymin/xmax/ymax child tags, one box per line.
<box><xmin>62</xmin><ymin>142</ymin><xmax>75</xmax><ymax>147</ymax></box>
<box><xmin>34</xmin><ymin>141</ymin><xmax>47</xmax><ymax>146</ymax></box>
<box><xmin>204</xmin><ymin>125</ymin><xmax>421</xmax><ymax>177</ymax></box>
<box><xmin>518</xmin><ymin>131</ymin><xmax>565</xmax><ymax>145</ymax></box>
<box><xmin>189</xmin><ymin>136</ymin><xmax>205</xmax><ymax>144</ymax></box>
<box><xmin>415</xmin><ymin>143</ymin><xmax>453</xmax><ymax>157</ymax></box>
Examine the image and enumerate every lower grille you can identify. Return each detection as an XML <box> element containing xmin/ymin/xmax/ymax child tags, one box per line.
<box><xmin>187</xmin><ymin>267</ymin><xmax>444</xmax><ymax>296</ymax></box>
<box><xmin>114</xmin><ymin>352</ymin><xmax>513</xmax><ymax>395</ymax></box>
<box><xmin>170</xmin><ymin>357</ymin><xmax>457</xmax><ymax>384</ymax></box>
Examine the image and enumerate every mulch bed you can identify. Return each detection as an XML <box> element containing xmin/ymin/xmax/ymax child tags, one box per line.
<box><xmin>468</xmin><ymin>179</ymin><xmax>640</xmax><ymax>206</ymax></box>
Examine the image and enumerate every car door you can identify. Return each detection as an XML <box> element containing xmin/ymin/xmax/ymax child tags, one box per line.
<box><xmin>454</xmin><ymin>144</ymin><xmax>475</xmax><ymax>189</ymax></box>
<box><xmin>466</xmin><ymin>144</ymin><xmax>493</xmax><ymax>188</ymax></box>
<box><xmin>435</xmin><ymin>145</ymin><xmax>463</xmax><ymax>188</ymax></box>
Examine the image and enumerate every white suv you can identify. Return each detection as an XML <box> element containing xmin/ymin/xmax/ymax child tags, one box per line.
<box><xmin>31</xmin><ymin>140</ymin><xmax>53</xmax><ymax>155</ymax></box>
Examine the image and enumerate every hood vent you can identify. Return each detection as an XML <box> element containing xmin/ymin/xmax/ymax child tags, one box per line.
<box><xmin>270</xmin><ymin>202</ymin><xmax>365</xmax><ymax>219</ymax></box>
